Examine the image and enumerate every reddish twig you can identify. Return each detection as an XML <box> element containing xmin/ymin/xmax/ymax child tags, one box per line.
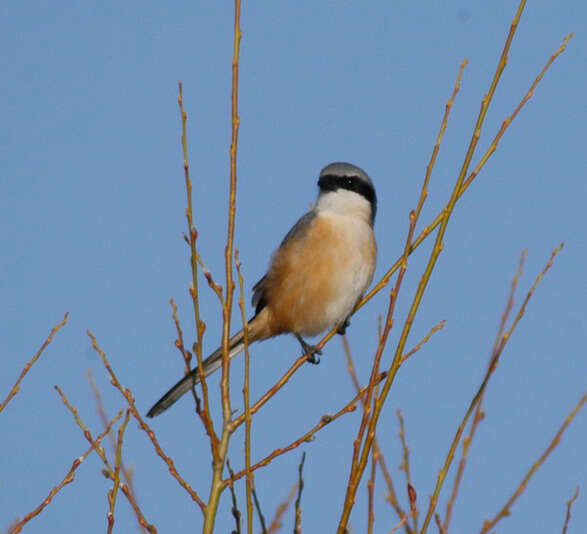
<box><xmin>252</xmin><ymin>486</ymin><xmax>268</xmax><ymax>534</ymax></box>
<box><xmin>88</xmin><ymin>331</ymin><xmax>206</xmax><ymax>511</ymax></box>
<box><xmin>367</xmin><ymin>441</ymin><xmax>378</xmax><ymax>534</ymax></box>
<box><xmin>55</xmin><ymin>385</ymin><xmax>156</xmax><ymax>532</ymax></box>
<box><xmin>294</xmin><ymin>452</ymin><xmax>306</xmax><ymax>534</ymax></box>
<box><xmin>421</xmin><ymin>244</ymin><xmax>564</xmax><ymax>533</ymax></box>
<box><xmin>340</xmin><ymin>54</ymin><xmax>470</xmax><ymax>534</ymax></box>
<box><xmin>225</xmin><ymin>372</ymin><xmax>386</xmax><ymax>484</ymax></box>
<box><xmin>442</xmin><ymin>252</ymin><xmax>527</xmax><ymax>531</ymax></box>
<box><xmin>106</xmin><ymin>409</ymin><xmax>131</xmax><ymax>534</ymax></box>
<box><xmin>8</xmin><ymin>411</ymin><xmax>122</xmax><ymax>534</ymax></box>
<box><xmin>0</xmin><ymin>313</ymin><xmax>68</xmax><ymax>414</ymax></box>
<box><xmin>400</xmin><ymin>321</ymin><xmax>446</xmax><ymax>366</ymax></box>
<box><xmin>170</xmin><ymin>298</ymin><xmax>218</xmax><ymax>456</ymax></box>
<box><xmin>342</xmin><ymin>335</ymin><xmax>411</xmax><ymax>533</ymax></box>
<box><xmin>480</xmin><ymin>391</ymin><xmax>587</xmax><ymax>534</ymax></box>
<box><xmin>389</xmin><ymin>514</ymin><xmax>411</xmax><ymax>534</ymax></box>
<box><xmin>236</xmin><ymin>252</ymin><xmax>254</xmax><ymax>534</ymax></box>
<box><xmin>561</xmin><ymin>486</ymin><xmax>579</xmax><ymax>534</ymax></box>
<box><xmin>87</xmin><ymin>372</ymin><xmax>147</xmax><ymax>533</ymax></box>
<box><xmin>398</xmin><ymin>410</ymin><xmax>418</xmax><ymax>532</ymax></box>
<box><xmin>226</xmin><ymin>460</ymin><xmax>242</xmax><ymax>534</ymax></box>
<box><xmin>266</xmin><ymin>484</ymin><xmax>297</xmax><ymax>534</ymax></box>
<box><xmin>177</xmin><ymin>81</ymin><xmax>209</xmax><ymax>414</ymax></box>
<box><xmin>345</xmin><ymin>29</ymin><xmax>573</xmax><ymax>346</ymax></box>
<box><xmin>434</xmin><ymin>513</ymin><xmax>445</xmax><ymax>534</ymax></box>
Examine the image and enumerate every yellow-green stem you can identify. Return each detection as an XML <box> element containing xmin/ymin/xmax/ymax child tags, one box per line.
<box><xmin>337</xmin><ymin>3</ymin><xmax>527</xmax><ymax>532</ymax></box>
<box><xmin>203</xmin><ymin>2</ymin><xmax>242</xmax><ymax>532</ymax></box>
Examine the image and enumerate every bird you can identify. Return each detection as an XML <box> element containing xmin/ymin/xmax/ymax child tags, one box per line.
<box><xmin>147</xmin><ymin>162</ymin><xmax>377</xmax><ymax>418</ymax></box>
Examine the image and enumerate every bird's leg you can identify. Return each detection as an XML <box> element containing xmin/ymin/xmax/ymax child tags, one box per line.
<box><xmin>295</xmin><ymin>334</ymin><xmax>322</xmax><ymax>364</ymax></box>
<box><xmin>337</xmin><ymin>317</ymin><xmax>351</xmax><ymax>335</ymax></box>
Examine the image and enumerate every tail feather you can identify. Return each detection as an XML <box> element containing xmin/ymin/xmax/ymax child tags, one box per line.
<box><xmin>147</xmin><ymin>329</ymin><xmax>246</xmax><ymax>418</ymax></box>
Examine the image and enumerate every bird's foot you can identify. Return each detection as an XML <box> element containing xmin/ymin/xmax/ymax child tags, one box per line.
<box><xmin>337</xmin><ymin>318</ymin><xmax>351</xmax><ymax>336</ymax></box>
<box><xmin>296</xmin><ymin>335</ymin><xmax>322</xmax><ymax>364</ymax></box>
<box><xmin>306</xmin><ymin>346</ymin><xmax>322</xmax><ymax>364</ymax></box>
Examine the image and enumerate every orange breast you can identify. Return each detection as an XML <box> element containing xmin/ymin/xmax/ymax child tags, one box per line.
<box><xmin>261</xmin><ymin>214</ymin><xmax>376</xmax><ymax>337</ymax></box>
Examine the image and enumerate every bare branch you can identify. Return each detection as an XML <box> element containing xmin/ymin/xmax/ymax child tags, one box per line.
<box><xmin>0</xmin><ymin>313</ymin><xmax>68</xmax><ymax>414</ymax></box>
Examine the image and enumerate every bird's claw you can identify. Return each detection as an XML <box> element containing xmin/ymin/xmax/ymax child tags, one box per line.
<box><xmin>306</xmin><ymin>346</ymin><xmax>322</xmax><ymax>365</ymax></box>
<box><xmin>337</xmin><ymin>318</ymin><xmax>351</xmax><ymax>336</ymax></box>
<box><xmin>296</xmin><ymin>335</ymin><xmax>322</xmax><ymax>364</ymax></box>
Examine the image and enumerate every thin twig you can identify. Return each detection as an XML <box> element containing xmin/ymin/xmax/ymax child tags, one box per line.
<box><xmin>229</xmin><ymin>57</ymin><xmax>463</xmax><ymax>438</ymax></box>
<box><xmin>400</xmin><ymin>321</ymin><xmax>446</xmax><ymax>365</ymax></box>
<box><xmin>177</xmin><ymin>82</ymin><xmax>216</xmax><ymax>463</ymax></box>
<box><xmin>236</xmin><ymin>252</ymin><xmax>254</xmax><ymax>534</ymax></box>
<box><xmin>170</xmin><ymin>299</ymin><xmax>217</xmax><ymax>455</ymax></box>
<box><xmin>88</xmin><ymin>370</ymin><xmax>118</xmax><ymax>452</ymax></box>
<box><xmin>225</xmin><ymin>372</ymin><xmax>386</xmax><ymax>484</ymax></box>
<box><xmin>178</xmin><ymin>81</ymin><xmax>209</xmax><ymax>398</ymax></box>
<box><xmin>294</xmin><ymin>452</ymin><xmax>306</xmax><ymax>534</ymax></box>
<box><xmin>204</xmin><ymin>2</ymin><xmax>242</xmax><ymax>532</ymax></box>
<box><xmin>338</xmin><ymin>4</ymin><xmax>530</xmax><ymax>532</ymax></box>
<box><xmin>89</xmin><ymin>378</ymin><xmax>149</xmax><ymax>533</ymax></box>
<box><xmin>8</xmin><ymin>411</ymin><xmax>122</xmax><ymax>534</ymax></box>
<box><xmin>442</xmin><ymin>252</ymin><xmax>527</xmax><ymax>532</ymax></box>
<box><xmin>267</xmin><ymin>485</ymin><xmax>297</xmax><ymax>534</ymax></box>
<box><xmin>367</xmin><ymin>443</ymin><xmax>378</xmax><ymax>534</ymax></box>
<box><xmin>88</xmin><ymin>331</ymin><xmax>206</xmax><ymax>511</ymax></box>
<box><xmin>252</xmin><ymin>487</ymin><xmax>268</xmax><ymax>534</ymax></box>
<box><xmin>408</xmin><ymin>485</ymin><xmax>418</xmax><ymax>534</ymax></box>
<box><xmin>342</xmin><ymin>335</ymin><xmax>411</xmax><ymax>534</ymax></box>
<box><xmin>434</xmin><ymin>514</ymin><xmax>445</xmax><ymax>534</ymax></box>
<box><xmin>349</xmin><ymin>286</ymin><xmax>403</xmax><ymax>504</ymax></box>
<box><xmin>226</xmin><ymin>460</ymin><xmax>242</xmax><ymax>534</ymax></box>
<box><xmin>480</xmin><ymin>391</ymin><xmax>587</xmax><ymax>534</ymax></box>
<box><xmin>343</xmin><ymin>324</ymin><xmax>445</xmax><ymax>532</ymax></box>
<box><xmin>231</xmin><ymin>355</ymin><xmax>307</xmax><ymax>430</ymax></box>
<box><xmin>0</xmin><ymin>313</ymin><xmax>68</xmax><ymax>414</ymax></box>
<box><xmin>561</xmin><ymin>486</ymin><xmax>579</xmax><ymax>534</ymax></box>
<box><xmin>420</xmin><ymin>244</ymin><xmax>564</xmax><ymax>534</ymax></box>
<box><xmin>389</xmin><ymin>515</ymin><xmax>411</xmax><ymax>534</ymax></box>
<box><xmin>111</xmin><ymin>479</ymin><xmax>158</xmax><ymax>534</ymax></box>
<box><xmin>233</xmin><ymin>318</ymin><xmax>443</xmax><ymax>434</ymax></box>
<box><xmin>398</xmin><ymin>410</ymin><xmax>418</xmax><ymax>532</ymax></box>
<box><xmin>461</xmin><ymin>32</ymin><xmax>574</xmax><ymax>194</ymax></box>
<box><xmin>323</xmin><ymin>29</ymin><xmax>572</xmax><ymax>370</ymax></box>
<box><xmin>55</xmin><ymin>384</ymin><xmax>109</xmax><ymax>468</ymax></box>
<box><xmin>55</xmin><ymin>385</ymin><xmax>156</xmax><ymax>533</ymax></box>
<box><xmin>499</xmin><ymin>244</ymin><xmax>564</xmax><ymax>353</ymax></box>
<box><xmin>178</xmin><ymin>80</ymin><xmax>208</xmax><ymax>401</ymax></box>
<box><xmin>107</xmin><ymin>409</ymin><xmax>131</xmax><ymax>534</ymax></box>
<box><xmin>170</xmin><ymin>299</ymin><xmax>196</xmax><ymax>404</ymax></box>
<box><xmin>347</xmin><ymin>177</ymin><xmax>424</xmax><ymax>508</ymax></box>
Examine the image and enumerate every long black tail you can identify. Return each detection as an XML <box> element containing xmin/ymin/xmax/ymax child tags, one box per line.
<box><xmin>147</xmin><ymin>329</ymin><xmax>247</xmax><ymax>418</ymax></box>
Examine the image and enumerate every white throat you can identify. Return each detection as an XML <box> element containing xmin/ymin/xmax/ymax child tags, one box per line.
<box><xmin>315</xmin><ymin>189</ymin><xmax>373</xmax><ymax>225</ymax></box>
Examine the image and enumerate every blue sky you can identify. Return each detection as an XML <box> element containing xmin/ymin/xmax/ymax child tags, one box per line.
<box><xmin>2</xmin><ymin>2</ymin><xmax>586</xmax><ymax>533</ymax></box>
